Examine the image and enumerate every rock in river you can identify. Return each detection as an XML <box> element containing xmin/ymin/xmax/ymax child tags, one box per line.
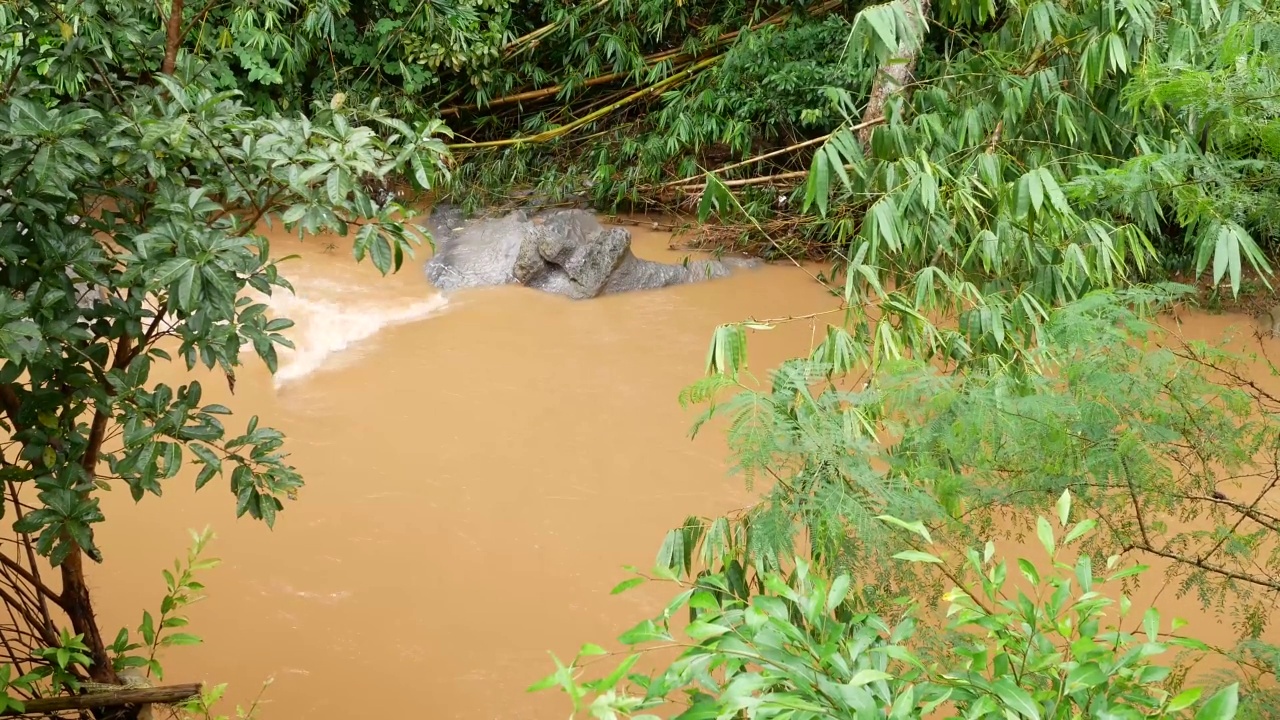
<box><xmin>421</xmin><ymin>206</ymin><xmax>755</xmax><ymax>299</ymax></box>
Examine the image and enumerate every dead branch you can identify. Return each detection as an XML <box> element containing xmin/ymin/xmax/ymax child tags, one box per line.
<box><xmin>0</xmin><ymin>683</ymin><xmax>202</xmax><ymax>715</ymax></box>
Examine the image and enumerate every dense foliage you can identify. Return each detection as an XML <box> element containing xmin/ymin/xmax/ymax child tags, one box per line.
<box><xmin>148</xmin><ymin>0</ymin><xmax>1280</xmax><ymax>380</ymax></box>
<box><xmin>3</xmin><ymin>0</ymin><xmax>1280</xmax><ymax>715</ymax></box>
<box><xmin>0</xmin><ymin>0</ymin><xmax>448</xmax><ymax>705</ymax></box>
<box><xmin>539</xmin><ymin>500</ymin><xmax>1243</xmax><ymax>719</ymax></box>
<box><xmin>172</xmin><ymin>0</ymin><xmax>1279</xmax><ymax>299</ymax></box>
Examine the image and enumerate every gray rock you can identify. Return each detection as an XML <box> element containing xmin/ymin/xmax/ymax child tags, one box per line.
<box><xmin>420</xmin><ymin>206</ymin><xmax>755</xmax><ymax>299</ymax></box>
<box><xmin>423</xmin><ymin>210</ymin><xmax>531</xmax><ymax>291</ymax></box>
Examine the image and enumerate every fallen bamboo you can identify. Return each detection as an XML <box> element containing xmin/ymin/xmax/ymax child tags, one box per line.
<box><xmin>677</xmin><ymin>168</ymin><xmax>811</xmax><ymax>191</ymax></box>
<box><xmin>663</xmin><ymin>134</ymin><xmax>834</xmax><ymax>187</ymax></box>
<box><xmin>663</xmin><ymin>117</ymin><xmax>885</xmax><ymax>192</ymax></box>
<box><xmin>0</xmin><ymin>683</ymin><xmax>203</xmax><ymax>715</ymax></box>
<box><xmin>442</xmin><ymin>0</ymin><xmax>845</xmax><ymax>116</ymax></box>
<box><xmin>441</xmin><ymin>59</ymin><xmax>692</xmax><ymax>117</ymax></box>
<box><xmin>502</xmin><ymin>0</ymin><xmax>611</xmax><ymax>57</ymax></box>
<box><xmin>447</xmin><ymin>55</ymin><xmax>724</xmax><ymax>151</ymax></box>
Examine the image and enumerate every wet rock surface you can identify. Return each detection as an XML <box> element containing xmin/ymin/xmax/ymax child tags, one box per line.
<box><xmin>421</xmin><ymin>206</ymin><xmax>755</xmax><ymax>299</ymax></box>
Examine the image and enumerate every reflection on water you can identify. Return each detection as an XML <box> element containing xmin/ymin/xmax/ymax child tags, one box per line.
<box><xmin>90</xmin><ymin>220</ymin><xmax>1278</xmax><ymax>718</ymax></box>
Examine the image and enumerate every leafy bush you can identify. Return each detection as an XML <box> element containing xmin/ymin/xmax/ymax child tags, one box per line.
<box><xmin>537</xmin><ymin>495</ymin><xmax>1243</xmax><ymax>719</ymax></box>
<box><xmin>0</xmin><ymin>0</ymin><xmax>448</xmax><ymax>694</ymax></box>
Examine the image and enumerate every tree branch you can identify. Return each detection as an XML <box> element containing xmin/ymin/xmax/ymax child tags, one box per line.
<box><xmin>1128</xmin><ymin>541</ymin><xmax>1280</xmax><ymax>593</ymax></box>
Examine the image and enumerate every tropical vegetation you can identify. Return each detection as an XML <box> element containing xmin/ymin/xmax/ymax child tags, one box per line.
<box><xmin>0</xmin><ymin>0</ymin><xmax>1278</xmax><ymax>715</ymax></box>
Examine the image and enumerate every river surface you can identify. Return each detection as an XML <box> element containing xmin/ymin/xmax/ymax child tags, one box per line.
<box><xmin>89</xmin><ymin>218</ymin><xmax>1276</xmax><ymax>718</ymax></box>
<box><xmin>91</xmin><ymin>219</ymin><xmax>842</xmax><ymax>718</ymax></box>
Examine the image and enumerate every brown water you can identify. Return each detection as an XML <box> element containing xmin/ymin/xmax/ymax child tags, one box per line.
<box><xmin>88</xmin><ymin>219</ymin><xmax>1279</xmax><ymax>718</ymax></box>
<box><xmin>90</xmin><ymin>221</ymin><xmax>841</xmax><ymax>719</ymax></box>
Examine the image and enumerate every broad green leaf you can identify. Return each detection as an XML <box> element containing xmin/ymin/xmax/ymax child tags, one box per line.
<box><xmin>610</xmin><ymin>577</ymin><xmax>644</xmax><ymax>595</ymax></box>
<box><xmin>1063</xmin><ymin>518</ymin><xmax>1097</xmax><ymax>545</ymax></box>
<box><xmin>1017</xmin><ymin>558</ymin><xmax>1040</xmax><ymax>585</ymax></box>
<box><xmin>875</xmin><ymin>514</ymin><xmax>934</xmax><ymax>543</ymax></box>
<box><xmin>577</xmin><ymin>643</ymin><xmax>608</xmax><ymax>657</ymax></box>
<box><xmin>686</xmin><ymin>622</ymin><xmax>731</xmax><ymax>640</ymax></box>
<box><xmin>1167</xmin><ymin>687</ymin><xmax>1203</xmax><ymax>713</ymax></box>
<box><xmin>1064</xmin><ymin>662</ymin><xmax>1106</xmax><ymax>690</ymax></box>
<box><xmin>1194</xmin><ymin>684</ymin><xmax>1239</xmax><ymax>720</ymax></box>
<box><xmin>893</xmin><ymin>550</ymin><xmax>943</xmax><ymax>564</ymax></box>
<box><xmin>160</xmin><ymin>633</ymin><xmax>202</xmax><ymax>647</ymax></box>
<box><xmin>826</xmin><ymin>574</ymin><xmax>852</xmax><ymax>612</ymax></box>
<box><xmin>992</xmin><ymin>678</ymin><xmax>1041</xmax><ymax>720</ymax></box>
<box><xmin>1055</xmin><ymin>489</ymin><xmax>1071</xmax><ymax>527</ymax></box>
<box><xmin>848</xmin><ymin>669</ymin><xmax>893</xmax><ymax>687</ymax></box>
<box><xmin>1035</xmin><ymin>516</ymin><xmax>1055</xmax><ymax>557</ymax></box>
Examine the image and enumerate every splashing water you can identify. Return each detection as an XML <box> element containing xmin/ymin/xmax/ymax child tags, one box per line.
<box><xmin>251</xmin><ymin>276</ymin><xmax>449</xmax><ymax>387</ymax></box>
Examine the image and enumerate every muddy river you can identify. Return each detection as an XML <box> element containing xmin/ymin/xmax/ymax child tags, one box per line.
<box><xmin>89</xmin><ymin>219</ymin><xmax>1274</xmax><ymax>718</ymax></box>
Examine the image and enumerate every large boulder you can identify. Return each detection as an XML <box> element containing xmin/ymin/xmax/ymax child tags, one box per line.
<box><xmin>421</xmin><ymin>207</ymin><xmax>752</xmax><ymax>299</ymax></box>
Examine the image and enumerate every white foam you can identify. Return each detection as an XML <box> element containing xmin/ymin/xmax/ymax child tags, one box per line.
<box><xmin>247</xmin><ymin>277</ymin><xmax>448</xmax><ymax>388</ymax></box>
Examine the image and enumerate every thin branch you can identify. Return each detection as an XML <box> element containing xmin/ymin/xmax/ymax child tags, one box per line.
<box><xmin>1128</xmin><ymin>541</ymin><xmax>1280</xmax><ymax>593</ymax></box>
<box><xmin>0</xmin><ymin>554</ymin><xmax>60</xmax><ymax>610</ymax></box>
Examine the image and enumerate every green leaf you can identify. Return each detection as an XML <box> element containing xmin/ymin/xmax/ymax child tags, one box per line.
<box><xmin>139</xmin><ymin>611</ymin><xmax>155</xmax><ymax>646</ymax></box>
<box><xmin>860</xmin><ymin>5</ymin><xmax>898</xmax><ymax>49</ymax></box>
<box><xmin>1062</xmin><ymin>518</ymin><xmax>1097</xmax><ymax>545</ymax></box>
<box><xmin>618</xmin><ymin>619</ymin><xmax>670</xmax><ymax>645</ymax></box>
<box><xmin>826</xmin><ymin>574</ymin><xmax>852</xmax><ymax>612</ymax></box>
<box><xmin>992</xmin><ymin>678</ymin><xmax>1040</xmax><ymax>720</ymax></box>
<box><xmin>1167</xmin><ymin>687</ymin><xmax>1203</xmax><ymax>713</ymax></box>
<box><xmin>1065</xmin><ymin>662</ymin><xmax>1106</xmax><ymax>690</ymax></box>
<box><xmin>526</xmin><ymin>670</ymin><xmax>562</xmax><ymax>693</ymax></box>
<box><xmin>804</xmin><ymin>148</ymin><xmax>831</xmax><ymax>217</ymax></box>
<box><xmin>1055</xmin><ymin>489</ymin><xmax>1071</xmax><ymax>527</ymax></box>
<box><xmin>1035</xmin><ymin>516</ymin><xmax>1055</xmax><ymax>557</ymax></box>
<box><xmin>685</xmin><ymin>622</ymin><xmax>731</xmax><ymax>640</ymax></box>
<box><xmin>592</xmin><ymin>653</ymin><xmax>639</xmax><ymax>694</ymax></box>
<box><xmin>160</xmin><ymin>633</ymin><xmax>202</xmax><ymax>647</ymax></box>
<box><xmin>697</xmin><ymin>174</ymin><xmax>732</xmax><ymax>222</ymax></box>
<box><xmin>1016</xmin><ymin>558</ymin><xmax>1040</xmax><ymax>585</ymax></box>
<box><xmin>577</xmin><ymin>643</ymin><xmax>607</xmax><ymax>657</ymax></box>
<box><xmin>194</xmin><ymin>464</ymin><xmax>218</xmax><ymax>491</ymax></box>
<box><xmin>1025</xmin><ymin>170</ymin><xmax>1044</xmax><ymax>214</ymax></box>
<box><xmin>893</xmin><ymin>550</ymin><xmax>943</xmax><ymax>564</ymax></box>
<box><xmin>610</xmin><ymin>577</ymin><xmax>644</xmax><ymax>595</ymax></box>
<box><xmin>1142</xmin><ymin>607</ymin><xmax>1159</xmax><ymax>642</ymax></box>
<box><xmin>1194</xmin><ymin>684</ymin><xmax>1238</xmax><ymax>720</ymax></box>
<box><xmin>1107</xmin><ymin>563</ymin><xmax>1149</xmax><ymax>582</ymax></box>
<box><xmin>848</xmin><ymin>669</ymin><xmax>893</xmax><ymax>687</ymax></box>
<box><xmin>875</xmin><ymin>514</ymin><xmax>933</xmax><ymax>543</ymax></box>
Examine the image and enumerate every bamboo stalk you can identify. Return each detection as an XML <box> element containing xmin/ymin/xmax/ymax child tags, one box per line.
<box><xmin>664</xmin><ymin>134</ymin><xmax>834</xmax><ymax>187</ymax></box>
<box><xmin>447</xmin><ymin>55</ymin><xmax>724</xmax><ymax>151</ymax></box>
<box><xmin>663</xmin><ymin>116</ymin><xmax>884</xmax><ymax>191</ymax></box>
<box><xmin>677</xmin><ymin>168</ymin><xmax>812</xmax><ymax>191</ymax></box>
<box><xmin>441</xmin><ymin>59</ymin><xmax>692</xmax><ymax>117</ymax></box>
<box><xmin>502</xmin><ymin>0</ymin><xmax>611</xmax><ymax>57</ymax></box>
<box><xmin>1</xmin><ymin>684</ymin><xmax>203</xmax><ymax>715</ymax></box>
<box><xmin>442</xmin><ymin>0</ymin><xmax>845</xmax><ymax>117</ymax></box>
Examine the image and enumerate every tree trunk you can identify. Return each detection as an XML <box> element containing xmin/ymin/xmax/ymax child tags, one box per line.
<box><xmin>61</xmin><ymin>550</ymin><xmax>116</xmax><ymax>683</ymax></box>
<box><xmin>162</xmin><ymin>0</ymin><xmax>184</xmax><ymax>75</ymax></box>
<box><xmin>58</xmin><ymin>335</ymin><xmax>135</xmax><ymax>685</ymax></box>
<box><xmin>858</xmin><ymin>0</ymin><xmax>932</xmax><ymax>145</ymax></box>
